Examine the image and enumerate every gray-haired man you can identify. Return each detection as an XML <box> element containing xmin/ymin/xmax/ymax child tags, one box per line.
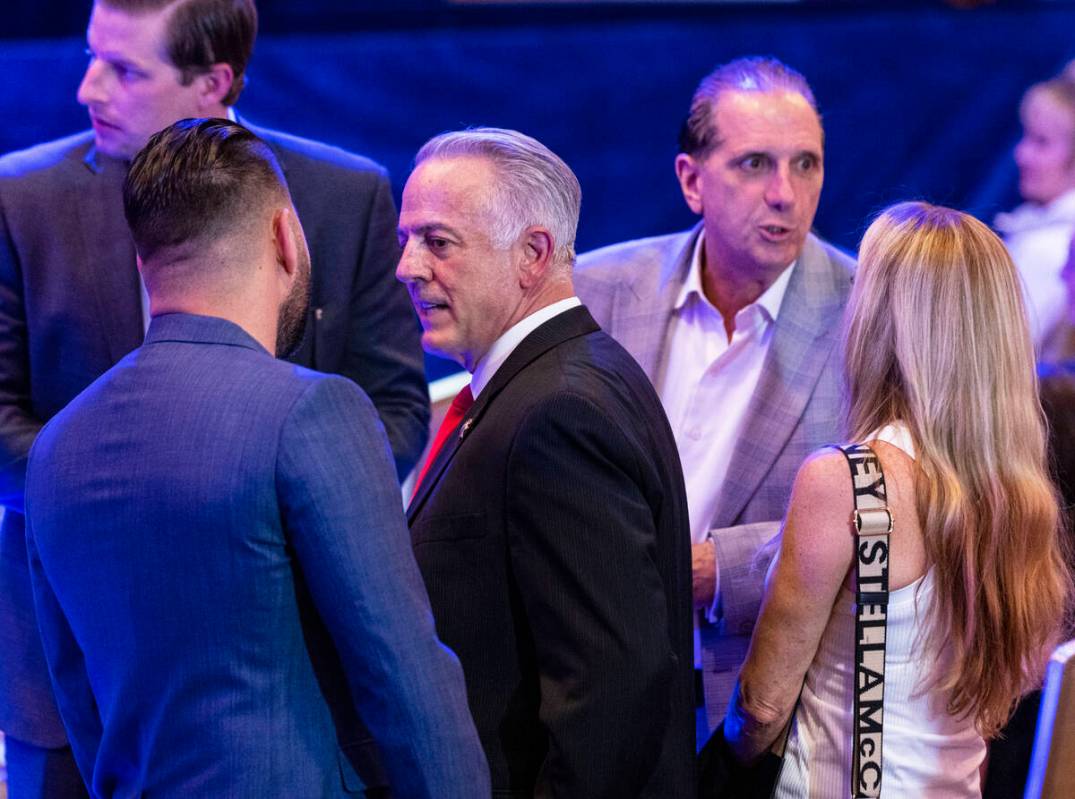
<box><xmin>398</xmin><ymin>127</ymin><xmax>695</xmax><ymax>797</ymax></box>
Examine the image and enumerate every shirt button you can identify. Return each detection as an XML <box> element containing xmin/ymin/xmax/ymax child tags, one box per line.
<box><xmin>688</xmin><ymin>428</ymin><xmax>702</xmax><ymax>440</ymax></box>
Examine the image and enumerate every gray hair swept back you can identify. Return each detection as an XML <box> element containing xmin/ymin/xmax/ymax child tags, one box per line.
<box><xmin>415</xmin><ymin>127</ymin><xmax>581</xmax><ymax>266</ymax></box>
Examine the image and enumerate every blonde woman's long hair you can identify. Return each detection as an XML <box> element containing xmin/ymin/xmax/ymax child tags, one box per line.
<box><xmin>844</xmin><ymin>201</ymin><xmax>1072</xmax><ymax>738</ymax></box>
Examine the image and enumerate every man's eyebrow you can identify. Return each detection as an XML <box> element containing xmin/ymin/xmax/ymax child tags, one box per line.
<box><xmin>725</xmin><ymin>147</ymin><xmax>822</xmax><ymax>161</ymax></box>
<box><xmin>88</xmin><ymin>48</ymin><xmax>147</xmax><ymax>71</ymax></box>
<box><xmin>724</xmin><ymin>149</ymin><xmax>770</xmax><ymax>161</ymax></box>
<box><xmin>399</xmin><ymin>223</ymin><xmax>463</xmax><ymax>239</ymax></box>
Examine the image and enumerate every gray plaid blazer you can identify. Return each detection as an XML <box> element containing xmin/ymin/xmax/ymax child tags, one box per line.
<box><xmin>576</xmin><ymin>223</ymin><xmax>854</xmax><ymax>728</ymax></box>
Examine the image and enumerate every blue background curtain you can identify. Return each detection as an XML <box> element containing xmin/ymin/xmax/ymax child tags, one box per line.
<box><xmin>3</xmin><ymin>1</ymin><xmax>1073</xmax><ymax>378</ymax></box>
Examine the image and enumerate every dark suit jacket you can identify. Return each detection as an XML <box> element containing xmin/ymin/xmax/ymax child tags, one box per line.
<box><xmin>408</xmin><ymin>306</ymin><xmax>695</xmax><ymax>798</ymax></box>
<box><xmin>24</xmin><ymin>313</ymin><xmax>487</xmax><ymax>797</ymax></box>
<box><xmin>0</xmin><ymin>127</ymin><xmax>428</xmax><ymax>748</ymax></box>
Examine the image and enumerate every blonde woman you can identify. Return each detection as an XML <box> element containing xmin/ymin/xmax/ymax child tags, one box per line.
<box><xmin>723</xmin><ymin>202</ymin><xmax>1072</xmax><ymax>797</ymax></box>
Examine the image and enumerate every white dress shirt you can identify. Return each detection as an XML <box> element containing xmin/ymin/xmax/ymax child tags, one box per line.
<box><xmin>659</xmin><ymin>235</ymin><xmax>793</xmax><ymax>660</ymax></box>
<box><xmin>471</xmin><ymin>297</ymin><xmax>582</xmax><ymax>397</ymax></box>
<box><xmin>660</xmin><ymin>235</ymin><xmax>793</xmax><ymax>546</ymax></box>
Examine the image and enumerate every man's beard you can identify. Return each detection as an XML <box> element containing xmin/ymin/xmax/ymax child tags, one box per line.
<box><xmin>276</xmin><ymin>245</ymin><xmax>312</xmax><ymax>358</ymax></box>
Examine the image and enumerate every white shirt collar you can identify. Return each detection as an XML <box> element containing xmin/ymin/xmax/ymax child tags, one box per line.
<box><xmin>674</xmin><ymin>232</ymin><xmax>795</xmax><ymax>325</ymax></box>
<box><xmin>470</xmin><ymin>297</ymin><xmax>583</xmax><ymax>397</ymax></box>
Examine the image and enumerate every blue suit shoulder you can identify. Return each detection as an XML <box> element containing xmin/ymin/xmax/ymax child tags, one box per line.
<box><xmin>181</xmin><ymin>341</ymin><xmax>376</xmax><ymax>412</ymax></box>
<box><xmin>94</xmin><ymin>330</ymin><xmax>369</xmax><ymax>410</ymax></box>
<box><xmin>30</xmin><ymin>339</ymin><xmax>379</xmax><ymax>485</ymax></box>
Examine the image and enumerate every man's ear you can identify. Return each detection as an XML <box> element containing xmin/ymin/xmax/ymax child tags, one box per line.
<box><xmin>194</xmin><ymin>63</ymin><xmax>235</xmax><ymax>111</ymax></box>
<box><xmin>674</xmin><ymin>153</ymin><xmax>705</xmax><ymax>216</ymax></box>
<box><xmin>518</xmin><ymin>227</ymin><xmax>555</xmax><ymax>289</ymax></box>
<box><xmin>272</xmin><ymin>206</ymin><xmax>300</xmax><ymax>285</ymax></box>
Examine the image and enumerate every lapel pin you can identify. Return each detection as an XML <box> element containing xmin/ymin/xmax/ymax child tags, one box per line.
<box><xmin>460</xmin><ymin>418</ymin><xmax>473</xmax><ymax>438</ymax></box>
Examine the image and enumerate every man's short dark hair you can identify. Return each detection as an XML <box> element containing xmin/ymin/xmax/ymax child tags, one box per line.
<box><xmin>678</xmin><ymin>56</ymin><xmax>820</xmax><ymax>159</ymax></box>
<box><xmin>124</xmin><ymin>118</ymin><xmax>286</xmax><ymax>262</ymax></box>
<box><xmin>100</xmin><ymin>0</ymin><xmax>257</xmax><ymax>105</ymax></box>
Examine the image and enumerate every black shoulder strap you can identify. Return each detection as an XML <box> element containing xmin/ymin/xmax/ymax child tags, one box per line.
<box><xmin>835</xmin><ymin>443</ymin><xmax>891</xmax><ymax>799</ymax></box>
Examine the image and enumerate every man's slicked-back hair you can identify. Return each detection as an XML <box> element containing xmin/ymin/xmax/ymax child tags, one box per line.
<box><xmin>124</xmin><ymin>118</ymin><xmax>286</xmax><ymax>263</ymax></box>
<box><xmin>678</xmin><ymin>56</ymin><xmax>820</xmax><ymax>158</ymax></box>
<box><xmin>99</xmin><ymin>0</ymin><xmax>257</xmax><ymax>105</ymax></box>
<box><xmin>415</xmin><ymin>127</ymin><xmax>582</xmax><ymax>266</ymax></box>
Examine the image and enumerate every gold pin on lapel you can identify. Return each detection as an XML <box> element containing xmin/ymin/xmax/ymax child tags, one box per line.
<box><xmin>460</xmin><ymin>418</ymin><xmax>473</xmax><ymax>438</ymax></box>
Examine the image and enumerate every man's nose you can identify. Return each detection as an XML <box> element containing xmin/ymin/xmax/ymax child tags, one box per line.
<box><xmin>395</xmin><ymin>239</ymin><xmax>426</xmax><ymax>285</ymax></box>
<box><xmin>77</xmin><ymin>57</ymin><xmax>108</xmax><ymax>107</ymax></box>
<box><xmin>764</xmin><ymin>164</ymin><xmax>795</xmax><ymax>209</ymax></box>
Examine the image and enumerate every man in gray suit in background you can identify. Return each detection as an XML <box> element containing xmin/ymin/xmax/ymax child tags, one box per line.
<box><xmin>575</xmin><ymin>57</ymin><xmax>854</xmax><ymax>738</ymax></box>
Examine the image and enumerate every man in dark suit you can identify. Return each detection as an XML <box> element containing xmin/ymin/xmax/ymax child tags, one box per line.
<box><xmin>0</xmin><ymin>0</ymin><xmax>427</xmax><ymax>790</ymax></box>
<box><xmin>397</xmin><ymin>128</ymin><xmax>695</xmax><ymax>798</ymax></box>
<box><xmin>24</xmin><ymin>118</ymin><xmax>488</xmax><ymax>798</ymax></box>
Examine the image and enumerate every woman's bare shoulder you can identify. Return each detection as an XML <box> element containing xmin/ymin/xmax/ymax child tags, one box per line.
<box><xmin>779</xmin><ymin>448</ymin><xmax>859</xmax><ymax>576</ymax></box>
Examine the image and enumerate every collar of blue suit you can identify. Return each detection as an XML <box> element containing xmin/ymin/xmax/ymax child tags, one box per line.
<box><xmin>144</xmin><ymin>313</ymin><xmax>268</xmax><ymax>354</ymax></box>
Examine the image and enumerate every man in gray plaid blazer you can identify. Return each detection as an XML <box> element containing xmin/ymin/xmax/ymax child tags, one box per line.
<box><xmin>575</xmin><ymin>57</ymin><xmax>854</xmax><ymax>738</ymax></box>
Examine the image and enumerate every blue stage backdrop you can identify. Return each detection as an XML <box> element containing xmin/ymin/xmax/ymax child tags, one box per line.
<box><xmin>2</xmin><ymin>2</ymin><xmax>1074</xmax><ymax>379</ymax></box>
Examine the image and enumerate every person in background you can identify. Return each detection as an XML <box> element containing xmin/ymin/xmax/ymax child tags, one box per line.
<box><xmin>1040</xmin><ymin>234</ymin><xmax>1075</xmax><ymax>515</ymax></box>
<box><xmin>575</xmin><ymin>56</ymin><xmax>853</xmax><ymax>739</ymax></box>
<box><xmin>996</xmin><ymin>71</ymin><xmax>1075</xmax><ymax>347</ymax></box>
<box><xmin>0</xmin><ymin>1</ymin><xmax>427</xmax><ymax>792</ymax></box>
<box><xmin>25</xmin><ymin>118</ymin><xmax>487</xmax><ymax>799</ymax></box>
<box><xmin>723</xmin><ymin>202</ymin><xmax>1071</xmax><ymax>798</ymax></box>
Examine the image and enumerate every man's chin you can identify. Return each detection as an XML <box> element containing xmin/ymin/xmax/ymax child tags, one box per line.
<box><xmin>420</xmin><ymin>334</ymin><xmax>465</xmax><ymax>367</ymax></box>
<box><xmin>754</xmin><ymin>242</ymin><xmax>803</xmax><ymax>273</ymax></box>
<box><xmin>92</xmin><ymin>132</ymin><xmax>137</xmax><ymax>161</ymax></box>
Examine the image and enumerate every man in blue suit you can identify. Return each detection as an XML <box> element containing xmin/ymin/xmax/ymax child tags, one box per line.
<box><xmin>22</xmin><ymin>118</ymin><xmax>488</xmax><ymax>798</ymax></box>
<box><xmin>0</xmin><ymin>1</ymin><xmax>427</xmax><ymax>792</ymax></box>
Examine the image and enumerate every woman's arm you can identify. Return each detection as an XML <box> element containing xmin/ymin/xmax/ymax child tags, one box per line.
<box><xmin>724</xmin><ymin>449</ymin><xmax>858</xmax><ymax>762</ymax></box>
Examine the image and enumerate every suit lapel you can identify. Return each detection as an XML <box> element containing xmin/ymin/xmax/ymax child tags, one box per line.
<box><xmin>74</xmin><ymin>146</ymin><xmax>143</xmax><ymax>364</ymax></box>
<box><xmin>406</xmin><ymin>307</ymin><xmax>599</xmax><ymax>523</ymax></box>
<box><xmin>606</xmin><ymin>226</ymin><xmax>698</xmax><ymax>385</ymax></box>
<box><xmin>711</xmin><ymin>235</ymin><xmax>846</xmax><ymax>528</ymax></box>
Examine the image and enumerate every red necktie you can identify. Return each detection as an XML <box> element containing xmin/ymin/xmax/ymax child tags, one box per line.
<box><xmin>411</xmin><ymin>384</ymin><xmax>474</xmax><ymax>499</ymax></box>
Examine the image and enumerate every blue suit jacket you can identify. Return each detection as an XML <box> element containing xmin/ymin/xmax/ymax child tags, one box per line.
<box><xmin>24</xmin><ymin>314</ymin><xmax>488</xmax><ymax>798</ymax></box>
<box><xmin>0</xmin><ymin>126</ymin><xmax>428</xmax><ymax>749</ymax></box>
